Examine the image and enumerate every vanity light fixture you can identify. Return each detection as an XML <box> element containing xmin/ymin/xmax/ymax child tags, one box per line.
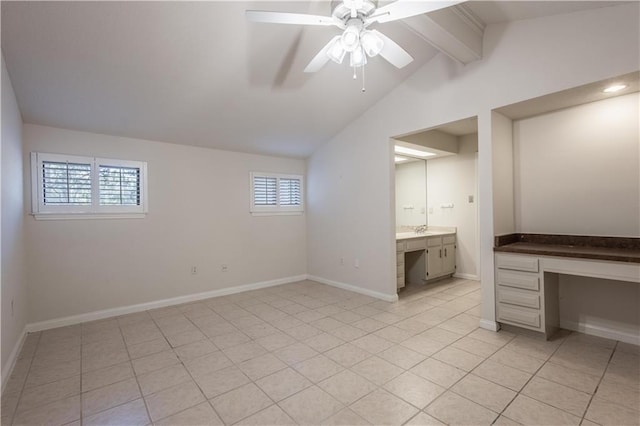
<box><xmin>603</xmin><ymin>84</ymin><xmax>628</xmax><ymax>93</ymax></box>
<box><xmin>394</xmin><ymin>146</ymin><xmax>436</xmax><ymax>158</ymax></box>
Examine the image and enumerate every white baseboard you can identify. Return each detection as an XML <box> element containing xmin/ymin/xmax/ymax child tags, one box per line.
<box><xmin>453</xmin><ymin>273</ymin><xmax>480</xmax><ymax>281</ymax></box>
<box><xmin>560</xmin><ymin>319</ymin><xmax>640</xmax><ymax>346</ymax></box>
<box><xmin>26</xmin><ymin>275</ymin><xmax>308</xmax><ymax>333</ymax></box>
<box><xmin>479</xmin><ymin>319</ymin><xmax>500</xmax><ymax>331</ymax></box>
<box><xmin>306</xmin><ymin>275</ymin><xmax>399</xmax><ymax>302</ymax></box>
<box><xmin>2</xmin><ymin>325</ymin><xmax>28</xmax><ymax>393</ymax></box>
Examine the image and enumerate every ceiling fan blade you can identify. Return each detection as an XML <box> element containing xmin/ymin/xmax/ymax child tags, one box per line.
<box><xmin>304</xmin><ymin>36</ymin><xmax>340</xmax><ymax>73</ymax></box>
<box><xmin>371</xmin><ymin>0</ymin><xmax>464</xmax><ymax>24</ymax></box>
<box><xmin>373</xmin><ymin>30</ymin><xmax>413</xmax><ymax>68</ymax></box>
<box><xmin>246</xmin><ymin>10</ymin><xmax>336</xmax><ymax>26</ymax></box>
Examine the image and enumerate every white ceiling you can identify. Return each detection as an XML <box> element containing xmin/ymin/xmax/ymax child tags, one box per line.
<box><xmin>1</xmin><ymin>1</ymin><xmax>626</xmax><ymax>158</ymax></box>
<box><xmin>466</xmin><ymin>1</ymin><xmax>628</xmax><ymax>25</ymax></box>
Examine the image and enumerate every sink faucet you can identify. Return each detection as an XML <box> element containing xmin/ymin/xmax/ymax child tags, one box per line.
<box><xmin>415</xmin><ymin>225</ymin><xmax>427</xmax><ymax>234</ymax></box>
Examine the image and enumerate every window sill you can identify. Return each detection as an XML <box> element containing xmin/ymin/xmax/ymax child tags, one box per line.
<box><xmin>250</xmin><ymin>211</ymin><xmax>304</xmax><ymax>217</ymax></box>
<box><xmin>33</xmin><ymin>213</ymin><xmax>147</xmax><ymax>221</ymax></box>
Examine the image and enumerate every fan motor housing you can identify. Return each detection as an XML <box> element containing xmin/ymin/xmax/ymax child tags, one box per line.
<box><xmin>331</xmin><ymin>0</ymin><xmax>378</xmax><ymax>21</ymax></box>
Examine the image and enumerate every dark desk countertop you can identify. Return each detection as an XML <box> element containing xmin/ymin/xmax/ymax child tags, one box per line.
<box><xmin>494</xmin><ymin>234</ymin><xmax>640</xmax><ymax>264</ymax></box>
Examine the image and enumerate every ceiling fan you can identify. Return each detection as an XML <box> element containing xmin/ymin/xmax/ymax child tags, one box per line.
<box><xmin>246</xmin><ymin>0</ymin><xmax>463</xmax><ymax>75</ymax></box>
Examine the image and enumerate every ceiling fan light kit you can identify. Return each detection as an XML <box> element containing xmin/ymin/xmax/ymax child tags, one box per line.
<box><xmin>246</xmin><ymin>0</ymin><xmax>463</xmax><ymax>89</ymax></box>
<box><xmin>326</xmin><ymin>36</ymin><xmax>347</xmax><ymax>64</ymax></box>
<box><xmin>361</xmin><ymin>30</ymin><xmax>384</xmax><ymax>57</ymax></box>
<box><xmin>340</xmin><ymin>24</ymin><xmax>362</xmax><ymax>52</ymax></box>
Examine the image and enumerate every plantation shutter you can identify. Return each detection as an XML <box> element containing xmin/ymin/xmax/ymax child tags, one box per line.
<box><xmin>253</xmin><ymin>175</ymin><xmax>278</xmax><ymax>206</ymax></box>
<box><xmin>279</xmin><ymin>177</ymin><xmax>301</xmax><ymax>206</ymax></box>
<box><xmin>41</xmin><ymin>160</ymin><xmax>92</xmax><ymax>206</ymax></box>
<box><xmin>99</xmin><ymin>164</ymin><xmax>141</xmax><ymax>206</ymax></box>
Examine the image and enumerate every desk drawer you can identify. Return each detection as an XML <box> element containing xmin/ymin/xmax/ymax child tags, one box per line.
<box><xmin>396</xmin><ymin>241</ymin><xmax>405</xmax><ymax>251</ymax></box>
<box><xmin>497</xmin><ymin>286</ymin><xmax>540</xmax><ymax>309</ymax></box>
<box><xmin>406</xmin><ymin>238</ymin><xmax>427</xmax><ymax>251</ymax></box>
<box><xmin>496</xmin><ymin>254</ymin><xmax>539</xmax><ymax>272</ymax></box>
<box><xmin>497</xmin><ymin>303</ymin><xmax>541</xmax><ymax>329</ymax></box>
<box><xmin>496</xmin><ymin>270</ymin><xmax>539</xmax><ymax>291</ymax></box>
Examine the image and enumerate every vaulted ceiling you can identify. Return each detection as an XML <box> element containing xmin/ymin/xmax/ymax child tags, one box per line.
<box><xmin>1</xmin><ymin>1</ymin><xmax>625</xmax><ymax>158</ymax></box>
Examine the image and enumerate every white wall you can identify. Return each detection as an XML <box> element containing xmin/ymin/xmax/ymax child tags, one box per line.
<box><xmin>426</xmin><ymin>134</ymin><xmax>478</xmax><ymax>279</ymax></box>
<box><xmin>23</xmin><ymin>124</ymin><xmax>307</xmax><ymax>323</ymax></box>
<box><xmin>395</xmin><ymin>161</ymin><xmax>426</xmax><ymax>227</ymax></box>
<box><xmin>307</xmin><ymin>3</ymin><xmax>640</xmax><ymax>328</ymax></box>
<box><xmin>491</xmin><ymin>112</ymin><xmax>515</xmax><ymax>236</ymax></box>
<box><xmin>514</xmin><ymin>92</ymin><xmax>640</xmax><ymax>237</ymax></box>
<box><xmin>1</xmin><ymin>56</ymin><xmax>28</xmax><ymax>379</ymax></box>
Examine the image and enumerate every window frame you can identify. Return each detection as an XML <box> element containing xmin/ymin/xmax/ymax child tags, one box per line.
<box><xmin>31</xmin><ymin>152</ymin><xmax>148</xmax><ymax>220</ymax></box>
<box><xmin>250</xmin><ymin>172</ymin><xmax>304</xmax><ymax>216</ymax></box>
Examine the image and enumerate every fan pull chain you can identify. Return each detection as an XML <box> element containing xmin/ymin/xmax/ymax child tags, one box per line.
<box><xmin>361</xmin><ymin>65</ymin><xmax>366</xmax><ymax>92</ymax></box>
<box><xmin>353</xmin><ymin>66</ymin><xmax>357</xmax><ymax>80</ymax></box>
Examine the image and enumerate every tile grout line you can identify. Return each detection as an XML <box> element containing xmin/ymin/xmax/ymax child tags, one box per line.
<box><xmin>8</xmin><ymin>332</ymin><xmax>41</xmax><ymax>426</ymax></box>
<box><xmin>158</xmin><ymin>305</ymin><xmax>255</xmax><ymax>425</ymax></box>
<box><xmin>80</xmin><ymin>328</ymin><xmax>84</xmax><ymax>426</ymax></box>
<box><xmin>118</xmin><ymin>317</ymin><xmax>155</xmax><ymax>426</ymax></box>
<box><xmin>579</xmin><ymin>339</ymin><xmax>619</xmax><ymax>426</ymax></box>
<box><xmin>491</xmin><ymin>333</ymin><xmax>567</xmax><ymax>424</ymax></box>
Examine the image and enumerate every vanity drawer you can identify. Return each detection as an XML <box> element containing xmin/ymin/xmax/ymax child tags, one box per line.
<box><xmin>405</xmin><ymin>238</ymin><xmax>427</xmax><ymax>251</ymax></box>
<box><xmin>496</xmin><ymin>269</ymin><xmax>539</xmax><ymax>291</ymax></box>
<box><xmin>496</xmin><ymin>254</ymin><xmax>539</xmax><ymax>272</ymax></box>
<box><xmin>396</xmin><ymin>241</ymin><xmax>405</xmax><ymax>251</ymax></box>
<box><xmin>427</xmin><ymin>237</ymin><xmax>441</xmax><ymax>247</ymax></box>
<box><xmin>497</xmin><ymin>286</ymin><xmax>540</xmax><ymax>309</ymax></box>
<box><xmin>443</xmin><ymin>235</ymin><xmax>456</xmax><ymax>245</ymax></box>
<box><xmin>497</xmin><ymin>303</ymin><xmax>541</xmax><ymax>329</ymax></box>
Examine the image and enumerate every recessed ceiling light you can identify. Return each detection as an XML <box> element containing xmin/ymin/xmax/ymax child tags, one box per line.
<box><xmin>395</xmin><ymin>156</ymin><xmax>409</xmax><ymax>163</ymax></box>
<box><xmin>394</xmin><ymin>146</ymin><xmax>436</xmax><ymax>157</ymax></box>
<box><xmin>603</xmin><ymin>84</ymin><xmax>628</xmax><ymax>93</ymax></box>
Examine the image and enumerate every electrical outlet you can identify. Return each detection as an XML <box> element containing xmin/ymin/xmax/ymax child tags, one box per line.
<box><xmin>468</xmin><ymin>195</ymin><xmax>474</xmax><ymax>203</ymax></box>
<box><xmin>191</xmin><ymin>266</ymin><xmax>198</xmax><ymax>275</ymax></box>
<box><xmin>221</xmin><ymin>264</ymin><xmax>229</xmax><ymax>272</ymax></box>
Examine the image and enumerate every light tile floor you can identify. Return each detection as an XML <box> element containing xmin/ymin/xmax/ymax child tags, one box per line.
<box><xmin>2</xmin><ymin>278</ymin><xmax>639</xmax><ymax>425</ymax></box>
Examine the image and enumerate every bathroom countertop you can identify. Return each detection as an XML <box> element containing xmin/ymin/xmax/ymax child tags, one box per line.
<box><xmin>396</xmin><ymin>230</ymin><xmax>455</xmax><ymax>240</ymax></box>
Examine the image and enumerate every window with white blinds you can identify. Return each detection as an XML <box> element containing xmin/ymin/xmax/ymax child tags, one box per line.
<box><xmin>99</xmin><ymin>164</ymin><xmax>141</xmax><ymax>206</ymax></box>
<box><xmin>31</xmin><ymin>152</ymin><xmax>147</xmax><ymax>218</ymax></box>
<box><xmin>42</xmin><ymin>160</ymin><xmax>92</xmax><ymax>206</ymax></box>
<box><xmin>250</xmin><ymin>172</ymin><xmax>303</xmax><ymax>214</ymax></box>
<box><xmin>252</xmin><ymin>176</ymin><xmax>278</xmax><ymax>206</ymax></box>
<box><xmin>279</xmin><ymin>178</ymin><xmax>301</xmax><ymax>206</ymax></box>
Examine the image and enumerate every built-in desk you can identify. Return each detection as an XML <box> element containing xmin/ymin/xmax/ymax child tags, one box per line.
<box><xmin>494</xmin><ymin>234</ymin><xmax>640</xmax><ymax>342</ymax></box>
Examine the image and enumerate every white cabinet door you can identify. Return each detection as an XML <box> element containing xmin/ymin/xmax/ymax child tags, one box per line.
<box><xmin>443</xmin><ymin>243</ymin><xmax>456</xmax><ymax>274</ymax></box>
<box><xmin>427</xmin><ymin>245</ymin><xmax>443</xmax><ymax>278</ymax></box>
